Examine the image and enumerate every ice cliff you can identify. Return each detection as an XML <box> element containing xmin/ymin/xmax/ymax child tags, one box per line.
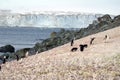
<box><xmin>0</xmin><ymin>11</ymin><xmax>103</xmax><ymax>28</ymax></box>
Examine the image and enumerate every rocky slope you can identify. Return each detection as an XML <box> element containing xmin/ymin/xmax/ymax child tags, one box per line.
<box><xmin>0</xmin><ymin>26</ymin><xmax>120</xmax><ymax>80</ymax></box>
<box><xmin>30</xmin><ymin>14</ymin><xmax>120</xmax><ymax>55</ymax></box>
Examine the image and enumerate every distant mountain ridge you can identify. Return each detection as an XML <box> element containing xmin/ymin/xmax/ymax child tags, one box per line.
<box><xmin>0</xmin><ymin>11</ymin><xmax>104</xmax><ymax>28</ymax></box>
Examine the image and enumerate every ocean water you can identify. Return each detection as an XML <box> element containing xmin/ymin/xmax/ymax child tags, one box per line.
<box><xmin>0</xmin><ymin>27</ymin><xmax>61</xmax><ymax>50</ymax></box>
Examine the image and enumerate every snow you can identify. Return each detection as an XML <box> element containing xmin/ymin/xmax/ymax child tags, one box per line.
<box><xmin>0</xmin><ymin>11</ymin><xmax>103</xmax><ymax>28</ymax></box>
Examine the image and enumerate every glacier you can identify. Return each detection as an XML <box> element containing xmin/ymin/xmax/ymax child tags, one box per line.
<box><xmin>0</xmin><ymin>11</ymin><xmax>103</xmax><ymax>28</ymax></box>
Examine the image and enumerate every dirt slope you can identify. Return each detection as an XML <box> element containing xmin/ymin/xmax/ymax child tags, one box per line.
<box><xmin>0</xmin><ymin>26</ymin><xmax>120</xmax><ymax>80</ymax></box>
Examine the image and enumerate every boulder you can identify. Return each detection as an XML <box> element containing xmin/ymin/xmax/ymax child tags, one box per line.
<box><xmin>0</xmin><ymin>45</ymin><xmax>15</xmax><ymax>53</ymax></box>
<box><xmin>15</xmin><ymin>48</ymin><xmax>30</xmax><ymax>58</ymax></box>
<box><xmin>96</xmin><ymin>21</ymin><xmax>109</xmax><ymax>27</ymax></box>
<box><xmin>111</xmin><ymin>15</ymin><xmax>120</xmax><ymax>27</ymax></box>
<box><xmin>113</xmin><ymin>15</ymin><xmax>120</xmax><ymax>22</ymax></box>
<box><xmin>98</xmin><ymin>14</ymin><xmax>112</xmax><ymax>22</ymax></box>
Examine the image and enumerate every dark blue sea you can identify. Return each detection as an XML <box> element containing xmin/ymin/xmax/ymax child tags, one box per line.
<box><xmin>0</xmin><ymin>27</ymin><xmax>62</xmax><ymax>50</ymax></box>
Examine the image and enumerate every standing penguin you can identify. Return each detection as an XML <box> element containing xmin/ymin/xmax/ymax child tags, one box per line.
<box><xmin>25</xmin><ymin>51</ymin><xmax>29</xmax><ymax>58</ymax></box>
<box><xmin>15</xmin><ymin>54</ymin><xmax>19</xmax><ymax>61</ymax></box>
<box><xmin>0</xmin><ymin>65</ymin><xmax>1</xmax><ymax>71</ymax></box>
<box><xmin>71</xmin><ymin>37</ymin><xmax>75</xmax><ymax>46</ymax></box>
<box><xmin>104</xmin><ymin>35</ymin><xmax>109</xmax><ymax>43</ymax></box>
<box><xmin>71</xmin><ymin>39</ymin><xmax>74</xmax><ymax>46</ymax></box>
<box><xmin>3</xmin><ymin>56</ymin><xmax>6</xmax><ymax>64</ymax></box>
<box><xmin>90</xmin><ymin>37</ymin><xmax>95</xmax><ymax>45</ymax></box>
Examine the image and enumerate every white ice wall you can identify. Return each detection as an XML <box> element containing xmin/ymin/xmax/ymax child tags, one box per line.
<box><xmin>0</xmin><ymin>12</ymin><xmax>103</xmax><ymax>28</ymax></box>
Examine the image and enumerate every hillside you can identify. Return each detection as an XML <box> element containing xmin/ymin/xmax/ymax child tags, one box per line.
<box><xmin>0</xmin><ymin>26</ymin><xmax>120</xmax><ymax>80</ymax></box>
<box><xmin>30</xmin><ymin>14</ymin><xmax>120</xmax><ymax>54</ymax></box>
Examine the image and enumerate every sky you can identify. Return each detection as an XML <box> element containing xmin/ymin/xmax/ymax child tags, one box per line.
<box><xmin>0</xmin><ymin>0</ymin><xmax>120</xmax><ymax>15</ymax></box>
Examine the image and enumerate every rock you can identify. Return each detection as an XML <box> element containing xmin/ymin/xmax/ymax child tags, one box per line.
<box><xmin>113</xmin><ymin>15</ymin><xmax>120</xmax><ymax>24</ymax></box>
<box><xmin>50</xmin><ymin>32</ymin><xmax>57</xmax><ymax>38</ymax></box>
<box><xmin>92</xmin><ymin>20</ymin><xmax>99</xmax><ymax>26</ymax></box>
<box><xmin>28</xmin><ymin>48</ymin><xmax>36</xmax><ymax>55</ymax></box>
<box><xmin>111</xmin><ymin>15</ymin><xmax>120</xmax><ymax>27</ymax></box>
<box><xmin>0</xmin><ymin>45</ymin><xmax>15</xmax><ymax>53</ymax></box>
<box><xmin>114</xmin><ymin>15</ymin><xmax>120</xmax><ymax>21</ymax></box>
<box><xmin>98</xmin><ymin>14</ymin><xmax>112</xmax><ymax>22</ymax></box>
<box><xmin>15</xmin><ymin>48</ymin><xmax>30</xmax><ymax>58</ymax></box>
<box><xmin>96</xmin><ymin>21</ymin><xmax>109</xmax><ymax>27</ymax></box>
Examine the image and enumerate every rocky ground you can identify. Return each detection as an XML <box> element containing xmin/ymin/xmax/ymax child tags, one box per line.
<box><xmin>0</xmin><ymin>26</ymin><xmax>120</xmax><ymax>80</ymax></box>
